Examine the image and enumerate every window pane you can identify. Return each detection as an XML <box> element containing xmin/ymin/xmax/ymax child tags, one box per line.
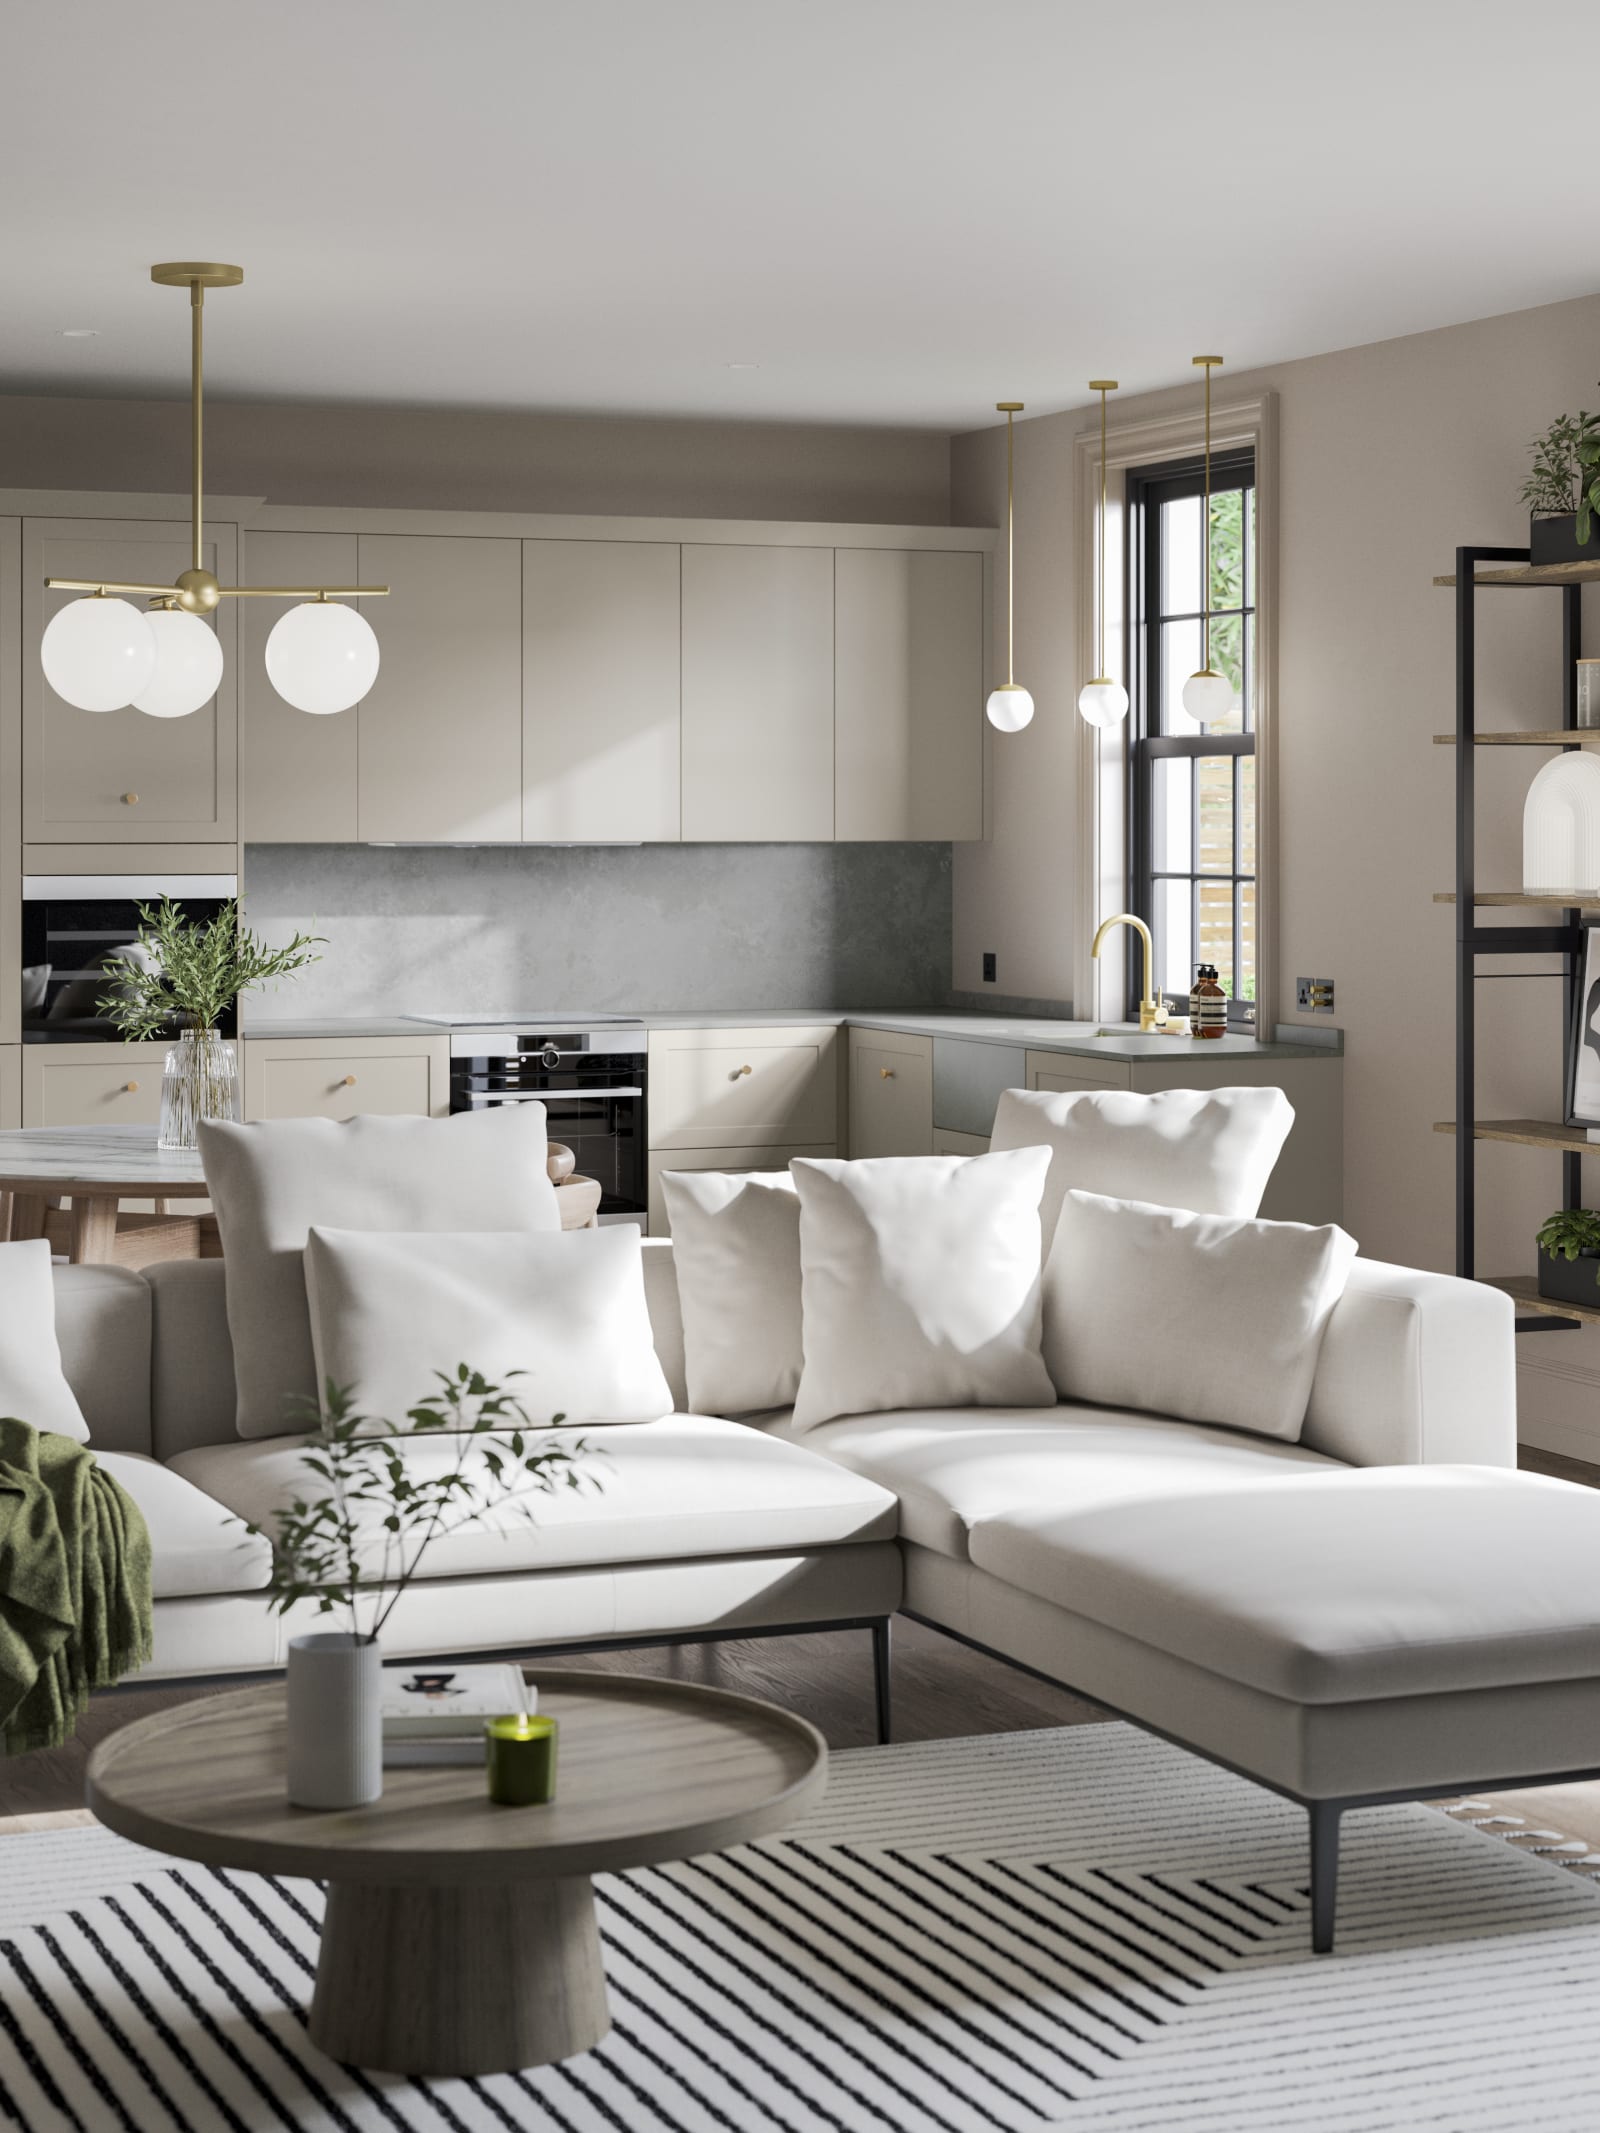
<box><xmin>1157</xmin><ymin>878</ymin><xmax>1193</xmax><ymax>995</ymax></box>
<box><xmin>1208</xmin><ymin>488</ymin><xmax>1244</xmax><ymax>610</ymax></box>
<box><xmin>1239</xmin><ymin>752</ymin><xmax>1256</xmax><ymax>875</ymax></box>
<box><xmin>1151</xmin><ymin>757</ymin><xmax>1192</xmax><ymax>873</ymax></box>
<box><xmin>1246</xmin><ymin>485</ymin><xmax>1257</xmax><ymax>606</ymax></box>
<box><xmin>1161</xmin><ymin>617</ymin><xmax>1203</xmax><ymax>736</ymax></box>
<box><xmin>1204</xmin><ymin>611</ymin><xmax>1246</xmax><ymax>733</ymax></box>
<box><xmin>1198</xmin><ymin>879</ymin><xmax>1234</xmax><ymax>996</ymax></box>
<box><xmin>1161</xmin><ymin>494</ymin><xmax>1201</xmax><ymax>615</ymax></box>
<box><xmin>1197</xmin><ymin>755</ymin><xmax>1233</xmax><ymax>873</ymax></box>
<box><xmin>1237</xmin><ymin>880</ymin><xmax>1257</xmax><ymax>1004</ymax></box>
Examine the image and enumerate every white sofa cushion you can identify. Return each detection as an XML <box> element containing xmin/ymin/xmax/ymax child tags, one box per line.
<box><xmin>199</xmin><ymin>1111</ymin><xmax>560</xmax><ymax>1441</ymax></box>
<box><xmin>96</xmin><ymin>1450</ymin><xmax>271</xmax><ymax>1598</ymax></box>
<box><xmin>169</xmin><ymin>1412</ymin><xmax>898</xmax><ymax>1580</ymax></box>
<box><xmin>991</xmin><ymin>1084</ymin><xmax>1294</xmax><ymax>1246</ymax></box>
<box><xmin>660</xmin><ymin>1170</ymin><xmax>802</xmax><ymax>1416</ymax></box>
<box><xmin>789</xmin><ymin>1150</ymin><xmax>1056</xmax><ymax>1432</ymax></box>
<box><xmin>967</xmin><ymin>1466</ymin><xmax>1600</xmax><ymax>1703</ymax></box>
<box><xmin>761</xmin><ymin>1402</ymin><xmax>1340</xmax><ymax>1559</ymax></box>
<box><xmin>304</xmin><ymin>1225</ymin><xmax>674</xmax><ymax>1430</ymax></box>
<box><xmin>0</xmin><ymin>1239</ymin><xmax>91</xmax><ymax>1442</ymax></box>
<box><xmin>1043</xmin><ymin>1190</ymin><xmax>1357</xmax><ymax>1441</ymax></box>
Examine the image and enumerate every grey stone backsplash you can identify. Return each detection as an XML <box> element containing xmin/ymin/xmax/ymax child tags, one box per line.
<box><xmin>241</xmin><ymin>843</ymin><xmax>953</xmax><ymax>1020</ymax></box>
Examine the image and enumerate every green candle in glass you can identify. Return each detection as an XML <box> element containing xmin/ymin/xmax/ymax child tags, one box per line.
<box><xmin>485</xmin><ymin>1714</ymin><xmax>558</xmax><ymax>1806</ymax></box>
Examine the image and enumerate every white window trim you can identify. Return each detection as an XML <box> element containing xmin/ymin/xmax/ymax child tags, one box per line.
<box><xmin>1073</xmin><ymin>389</ymin><xmax>1279</xmax><ymax>1032</ymax></box>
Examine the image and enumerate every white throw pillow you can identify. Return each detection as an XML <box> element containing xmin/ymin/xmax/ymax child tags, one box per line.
<box><xmin>0</xmin><ymin>1240</ymin><xmax>90</xmax><ymax>1442</ymax></box>
<box><xmin>304</xmin><ymin>1226</ymin><xmax>675</xmax><ymax>1431</ymax></box>
<box><xmin>660</xmin><ymin>1170</ymin><xmax>801</xmax><ymax>1416</ymax></box>
<box><xmin>199</xmin><ymin>1110</ymin><xmax>561</xmax><ymax>1440</ymax></box>
<box><xmin>789</xmin><ymin>1149</ymin><xmax>1057</xmax><ymax>1432</ymax></box>
<box><xmin>991</xmin><ymin>1085</ymin><xmax>1294</xmax><ymax>1248</ymax></box>
<box><xmin>1043</xmin><ymin>1188</ymin><xmax>1358</xmax><ymax>1441</ymax></box>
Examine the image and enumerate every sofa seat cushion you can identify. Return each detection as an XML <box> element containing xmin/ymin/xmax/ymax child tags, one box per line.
<box><xmin>761</xmin><ymin>1403</ymin><xmax>1340</xmax><ymax>1561</ymax></box>
<box><xmin>97</xmin><ymin>1452</ymin><xmax>272</xmax><ymax>1600</ymax></box>
<box><xmin>170</xmin><ymin>1414</ymin><xmax>898</xmax><ymax>1581</ymax></box>
<box><xmin>968</xmin><ymin>1465</ymin><xmax>1600</xmax><ymax>1704</ymax></box>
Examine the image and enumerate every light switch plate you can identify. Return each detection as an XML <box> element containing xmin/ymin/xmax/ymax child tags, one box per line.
<box><xmin>1296</xmin><ymin>976</ymin><xmax>1335</xmax><ymax>1014</ymax></box>
<box><xmin>982</xmin><ymin>952</ymin><xmax>997</xmax><ymax>984</ymax></box>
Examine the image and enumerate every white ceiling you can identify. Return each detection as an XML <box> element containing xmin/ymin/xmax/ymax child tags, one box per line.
<box><xmin>3</xmin><ymin>0</ymin><xmax>1596</xmax><ymax>432</ymax></box>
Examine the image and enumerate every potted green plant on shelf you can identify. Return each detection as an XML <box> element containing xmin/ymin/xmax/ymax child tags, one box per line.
<box><xmin>96</xmin><ymin>898</ymin><xmax>323</xmax><ymax>1149</ymax></box>
<box><xmin>1536</xmin><ymin>1206</ymin><xmax>1600</xmax><ymax>1307</ymax></box>
<box><xmin>257</xmin><ymin>1366</ymin><xmax>601</xmax><ymax>1810</ymax></box>
<box><xmin>1521</xmin><ymin>403</ymin><xmax>1600</xmax><ymax>566</ymax></box>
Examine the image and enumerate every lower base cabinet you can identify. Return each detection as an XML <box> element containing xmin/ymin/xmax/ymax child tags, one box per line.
<box><xmin>242</xmin><ymin>1035</ymin><xmax>450</xmax><ymax>1122</ymax></box>
<box><xmin>0</xmin><ymin>1048</ymin><xmax>19</xmax><ymax>1131</ymax></box>
<box><xmin>931</xmin><ymin>1127</ymin><xmax>989</xmax><ymax>1156</ymax></box>
<box><xmin>23</xmin><ymin>1043</ymin><xmax>168</xmax><ymax>1129</ymax></box>
<box><xmin>848</xmin><ymin>1028</ymin><xmax>933</xmax><ymax>1157</ymax></box>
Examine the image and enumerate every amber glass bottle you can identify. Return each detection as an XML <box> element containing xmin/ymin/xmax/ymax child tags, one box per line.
<box><xmin>1189</xmin><ymin>963</ymin><xmax>1227</xmax><ymax>1039</ymax></box>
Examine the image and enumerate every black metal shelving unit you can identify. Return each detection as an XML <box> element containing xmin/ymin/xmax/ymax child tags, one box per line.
<box><xmin>1447</xmin><ymin>544</ymin><xmax>1596</xmax><ymax>1332</ymax></box>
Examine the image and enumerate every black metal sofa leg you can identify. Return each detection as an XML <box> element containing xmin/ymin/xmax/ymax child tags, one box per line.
<box><xmin>871</xmin><ymin>1619</ymin><xmax>892</xmax><ymax>1744</ymax></box>
<box><xmin>1309</xmin><ymin>1801</ymin><xmax>1343</xmax><ymax>1954</ymax></box>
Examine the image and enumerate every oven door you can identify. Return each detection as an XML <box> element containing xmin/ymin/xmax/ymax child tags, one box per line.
<box><xmin>455</xmin><ymin>1082</ymin><xmax>647</xmax><ymax>1223</ymax></box>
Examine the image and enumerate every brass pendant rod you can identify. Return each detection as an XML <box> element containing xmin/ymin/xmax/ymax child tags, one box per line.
<box><xmin>190</xmin><ymin>279</ymin><xmax>204</xmax><ymax>575</ymax></box>
<box><xmin>1005</xmin><ymin>407</ymin><xmax>1015</xmax><ymax>683</ymax></box>
<box><xmin>1191</xmin><ymin>355</ymin><xmax>1223</xmax><ymax>673</ymax></box>
<box><xmin>44</xmin><ymin>577</ymin><xmax>391</xmax><ymax>599</ymax></box>
<box><xmin>1099</xmin><ymin>388</ymin><xmax>1106</xmax><ymax>676</ymax></box>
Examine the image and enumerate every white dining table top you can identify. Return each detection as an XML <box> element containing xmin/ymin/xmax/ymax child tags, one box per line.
<box><xmin>0</xmin><ymin>1124</ymin><xmax>207</xmax><ymax>1191</ymax></box>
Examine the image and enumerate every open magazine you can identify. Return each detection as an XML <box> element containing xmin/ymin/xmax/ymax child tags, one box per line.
<box><xmin>381</xmin><ymin>1663</ymin><xmax>537</xmax><ymax>1764</ymax></box>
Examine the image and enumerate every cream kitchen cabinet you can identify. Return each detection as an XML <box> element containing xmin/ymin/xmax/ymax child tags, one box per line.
<box><xmin>524</xmin><ymin>540</ymin><xmax>681</xmax><ymax>842</ymax></box>
<box><xmin>356</xmin><ymin>534</ymin><xmax>522</xmax><ymax>842</ymax></box>
<box><xmin>238</xmin><ymin>532</ymin><xmax>361</xmax><ymax>842</ymax></box>
<box><xmin>931</xmin><ymin>1127</ymin><xmax>990</xmax><ymax>1156</ymax></box>
<box><xmin>0</xmin><ymin>1048</ymin><xmax>19</xmax><ymax>1131</ymax></box>
<box><xmin>834</xmin><ymin>548</ymin><xmax>983</xmax><ymax>841</ymax></box>
<box><xmin>646</xmin><ymin>1143</ymin><xmax>836</xmax><ymax>1237</ymax></box>
<box><xmin>1025</xmin><ymin>1051</ymin><xmax>1132</xmax><ymax>1095</ymax></box>
<box><xmin>681</xmin><ymin>545</ymin><xmax>834</xmax><ymax>841</ymax></box>
<box><xmin>848</xmin><ymin>1027</ymin><xmax>933</xmax><ymax>1158</ymax></box>
<box><xmin>243</xmin><ymin>1034</ymin><xmax>450</xmax><ymax>1121</ymax></box>
<box><xmin>24</xmin><ymin>519</ymin><xmax>238</xmax><ymax>843</ymax></box>
<box><xmin>648</xmin><ymin>1025</ymin><xmax>841</xmax><ymax>1151</ymax></box>
<box><xmin>23</xmin><ymin>1043</ymin><xmax>168</xmax><ymax>1128</ymax></box>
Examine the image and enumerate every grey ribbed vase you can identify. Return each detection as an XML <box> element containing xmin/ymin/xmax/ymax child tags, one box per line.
<box><xmin>287</xmin><ymin>1632</ymin><xmax>383</xmax><ymax>1809</ymax></box>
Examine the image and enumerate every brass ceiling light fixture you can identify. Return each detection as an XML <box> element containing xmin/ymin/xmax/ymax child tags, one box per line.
<box><xmin>41</xmin><ymin>263</ymin><xmax>389</xmax><ymax>719</ymax></box>
<box><xmin>985</xmin><ymin>402</ymin><xmax>1034</xmax><ymax>733</ymax></box>
<box><xmin>1077</xmin><ymin>380</ymin><xmax>1129</xmax><ymax>728</ymax></box>
<box><xmin>1180</xmin><ymin>353</ymin><xmax>1233</xmax><ymax>724</ymax></box>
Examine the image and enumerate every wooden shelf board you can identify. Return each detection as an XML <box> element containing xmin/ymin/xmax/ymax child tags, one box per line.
<box><xmin>1434</xmin><ymin>732</ymin><xmax>1599</xmax><ymax>747</ymax></box>
<box><xmin>1435</xmin><ymin>561</ymin><xmax>1600</xmax><ymax>588</ymax></box>
<box><xmin>1434</xmin><ymin>1119</ymin><xmax>1595</xmax><ymax>1154</ymax></box>
<box><xmin>1487</xmin><ymin>1275</ymin><xmax>1600</xmax><ymax>1324</ymax></box>
<box><xmin>1434</xmin><ymin>889</ymin><xmax>1600</xmax><ymax>906</ymax></box>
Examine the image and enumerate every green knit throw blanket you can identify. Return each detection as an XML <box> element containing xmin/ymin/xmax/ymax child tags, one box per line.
<box><xmin>0</xmin><ymin>1419</ymin><xmax>152</xmax><ymax>1755</ymax></box>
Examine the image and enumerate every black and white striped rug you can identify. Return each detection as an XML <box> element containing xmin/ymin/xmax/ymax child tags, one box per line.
<box><xmin>1</xmin><ymin>1722</ymin><xmax>1598</xmax><ymax>2132</ymax></box>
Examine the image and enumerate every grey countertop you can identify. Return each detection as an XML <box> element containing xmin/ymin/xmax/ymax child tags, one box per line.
<box><xmin>242</xmin><ymin>1008</ymin><xmax>1339</xmax><ymax>1063</ymax></box>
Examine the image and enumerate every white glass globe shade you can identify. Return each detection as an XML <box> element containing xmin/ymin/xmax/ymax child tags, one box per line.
<box><xmin>1181</xmin><ymin>668</ymin><xmax>1234</xmax><ymax>724</ymax></box>
<box><xmin>1077</xmin><ymin>679</ymin><xmax>1130</xmax><ymax>729</ymax></box>
<box><xmin>985</xmin><ymin>684</ymin><xmax>1034</xmax><ymax>733</ymax></box>
<box><xmin>41</xmin><ymin>597</ymin><xmax>156</xmax><ymax>713</ymax></box>
<box><xmin>265</xmin><ymin>600</ymin><xmax>380</xmax><ymax>715</ymax></box>
<box><xmin>132</xmin><ymin>609</ymin><xmax>224</xmax><ymax>719</ymax></box>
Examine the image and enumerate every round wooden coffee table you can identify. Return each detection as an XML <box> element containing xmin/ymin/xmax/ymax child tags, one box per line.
<box><xmin>87</xmin><ymin>1667</ymin><xmax>826</xmax><ymax>2076</ymax></box>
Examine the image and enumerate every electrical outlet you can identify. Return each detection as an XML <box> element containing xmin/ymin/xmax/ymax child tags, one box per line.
<box><xmin>1296</xmin><ymin>976</ymin><xmax>1335</xmax><ymax>1014</ymax></box>
<box><xmin>982</xmin><ymin>952</ymin><xmax>997</xmax><ymax>984</ymax></box>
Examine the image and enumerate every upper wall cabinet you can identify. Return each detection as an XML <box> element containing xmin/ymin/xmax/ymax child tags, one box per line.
<box><xmin>681</xmin><ymin>544</ymin><xmax>834</xmax><ymax>841</ymax></box>
<box><xmin>239</xmin><ymin>531</ymin><xmax>361</xmax><ymax>843</ymax></box>
<box><xmin>524</xmin><ymin>540</ymin><xmax>681</xmax><ymax>842</ymax></box>
<box><xmin>356</xmin><ymin>534</ymin><xmax>522</xmax><ymax>842</ymax></box>
<box><xmin>24</xmin><ymin>519</ymin><xmax>238</xmax><ymax>843</ymax></box>
<box><xmin>834</xmin><ymin>548</ymin><xmax>983</xmax><ymax>842</ymax></box>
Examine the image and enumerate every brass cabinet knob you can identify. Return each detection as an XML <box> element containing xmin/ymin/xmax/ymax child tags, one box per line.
<box><xmin>731</xmin><ymin>1063</ymin><xmax>753</xmax><ymax>1078</ymax></box>
<box><xmin>339</xmin><ymin>1075</ymin><xmax>357</xmax><ymax>1088</ymax></box>
<box><xmin>880</xmin><ymin>1066</ymin><xmax>895</xmax><ymax>1079</ymax></box>
<box><xmin>124</xmin><ymin>1081</ymin><xmax>139</xmax><ymax>1093</ymax></box>
<box><xmin>122</xmin><ymin>792</ymin><xmax>139</xmax><ymax>805</ymax></box>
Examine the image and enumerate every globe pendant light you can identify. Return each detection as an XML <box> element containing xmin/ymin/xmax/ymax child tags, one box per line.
<box><xmin>985</xmin><ymin>402</ymin><xmax>1034</xmax><ymax>733</ymax></box>
<box><xmin>1077</xmin><ymin>380</ymin><xmax>1129</xmax><ymax>728</ymax></box>
<box><xmin>43</xmin><ymin>264</ymin><xmax>388</xmax><ymax>716</ymax></box>
<box><xmin>1180</xmin><ymin>354</ymin><xmax>1233</xmax><ymax>726</ymax></box>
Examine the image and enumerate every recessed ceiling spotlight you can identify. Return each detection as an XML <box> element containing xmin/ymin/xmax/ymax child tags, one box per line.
<box><xmin>58</xmin><ymin>328</ymin><xmax>101</xmax><ymax>339</ymax></box>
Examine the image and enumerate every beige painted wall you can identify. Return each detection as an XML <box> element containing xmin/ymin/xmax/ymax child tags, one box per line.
<box><xmin>952</xmin><ymin>290</ymin><xmax>1600</xmax><ymax>1454</ymax></box>
<box><xmin>0</xmin><ymin>394</ymin><xmax>951</xmax><ymax>525</ymax></box>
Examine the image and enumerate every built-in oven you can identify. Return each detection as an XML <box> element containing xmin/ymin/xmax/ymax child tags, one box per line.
<box><xmin>22</xmin><ymin>875</ymin><xmax>238</xmax><ymax>1043</ymax></box>
<box><xmin>442</xmin><ymin>1024</ymin><xmax>648</xmax><ymax>1225</ymax></box>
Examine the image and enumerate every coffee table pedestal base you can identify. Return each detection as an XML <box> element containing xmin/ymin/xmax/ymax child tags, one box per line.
<box><xmin>310</xmin><ymin>1874</ymin><xmax>610</xmax><ymax>2075</ymax></box>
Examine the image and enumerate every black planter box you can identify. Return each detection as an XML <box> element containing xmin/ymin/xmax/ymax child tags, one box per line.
<box><xmin>1538</xmin><ymin>1249</ymin><xmax>1600</xmax><ymax>1309</ymax></box>
<box><xmin>1530</xmin><ymin>513</ymin><xmax>1600</xmax><ymax>568</ymax></box>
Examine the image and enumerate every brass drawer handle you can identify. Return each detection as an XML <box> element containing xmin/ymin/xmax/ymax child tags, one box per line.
<box><xmin>123</xmin><ymin>1080</ymin><xmax>140</xmax><ymax>1093</ymax></box>
<box><xmin>880</xmin><ymin>1066</ymin><xmax>895</xmax><ymax>1079</ymax></box>
<box><xmin>338</xmin><ymin>1075</ymin><xmax>357</xmax><ymax>1088</ymax></box>
<box><xmin>122</xmin><ymin>792</ymin><xmax>139</xmax><ymax>805</ymax></box>
<box><xmin>731</xmin><ymin>1064</ymin><xmax>753</xmax><ymax>1079</ymax></box>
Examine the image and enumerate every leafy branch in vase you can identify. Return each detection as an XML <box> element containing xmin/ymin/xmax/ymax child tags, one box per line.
<box><xmin>96</xmin><ymin>896</ymin><xmax>324</xmax><ymax>1040</ymax></box>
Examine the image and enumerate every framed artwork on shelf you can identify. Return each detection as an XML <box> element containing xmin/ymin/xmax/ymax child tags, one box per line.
<box><xmin>1567</xmin><ymin>923</ymin><xmax>1600</xmax><ymax>1127</ymax></box>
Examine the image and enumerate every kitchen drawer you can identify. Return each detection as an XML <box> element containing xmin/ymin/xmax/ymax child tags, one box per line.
<box><xmin>1025</xmin><ymin>1050</ymin><xmax>1131</xmax><ymax>1095</ymax></box>
<box><xmin>648</xmin><ymin>1026</ymin><xmax>840</xmax><ymax>1150</ymax></box>
<box><xmin>243</xmin><ymin>1036</ymin><xmax>449</xmax><ymax>1122</ymax></box>
<box><xmin>23</xmin><ymin>1043</ymin><xmax>168</xmax><ymax>1128</ymax></box>
<box><xmin>931</xmin><ymin>1127</ymin><xmax>990</xmax><ymax>1156</ymax></box>
<box><xmin>0</xmin><ymin>1049</ymin><xmax>18</xmax><ymax>1132</ymax></box>
<box><xmin>647</xmin><ymin>1144</ymin><xmax>835</xmax><ymax>1237</ymax></box>
<box><xmin>849</xmin><ymin>1027</ymin><xmax>933</xmax><ymax>1158</ymax></box>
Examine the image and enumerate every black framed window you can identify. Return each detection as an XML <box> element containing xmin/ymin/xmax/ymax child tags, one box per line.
<box><xmin>1127</xmin><ymin>448</ymin><xmax>1257</xmax><ymax>1024</ymax></box>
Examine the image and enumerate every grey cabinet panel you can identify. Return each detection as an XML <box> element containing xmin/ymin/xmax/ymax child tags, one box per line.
<box><xmin>932</xmin><ymin>1037</ymin><xmax>1028</xmax><ymax>1138</ymax></box>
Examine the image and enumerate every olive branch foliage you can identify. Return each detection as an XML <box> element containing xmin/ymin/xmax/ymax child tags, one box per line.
<box><xmin>255</xmin><ymin>1367</ymin><xmax>603</xmax><ymax>1643</ymax></box>
<box><xmin>1521</xmin><ymin>402</ymin><xmax>1600</xmax><ymax>540</ymax></box>
<box><xmin>96</xmin><ymin>897</ymin><xmax>324</xmax><ymax>1040</ymax></box>
<box><xmin>1536</xmin><ymin>1207</ymin><xmax>1600</xmax><ymax>1284</ymax></box>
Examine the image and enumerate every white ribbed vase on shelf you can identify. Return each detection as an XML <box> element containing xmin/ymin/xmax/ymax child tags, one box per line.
<box><xmin>286</xmin><ymin>1632</ymin><xmax>383</xmax><ymax>1810</ymax></box>
<box><xmin>157</xmin><ymin>1028</ymin><xmax>241</xmax><ymax>1150</ymax></box>
<box><xmin>1523</xmin><ymin>752</ymin><xmax>1600</xmax><ymax>897</ymax></box>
